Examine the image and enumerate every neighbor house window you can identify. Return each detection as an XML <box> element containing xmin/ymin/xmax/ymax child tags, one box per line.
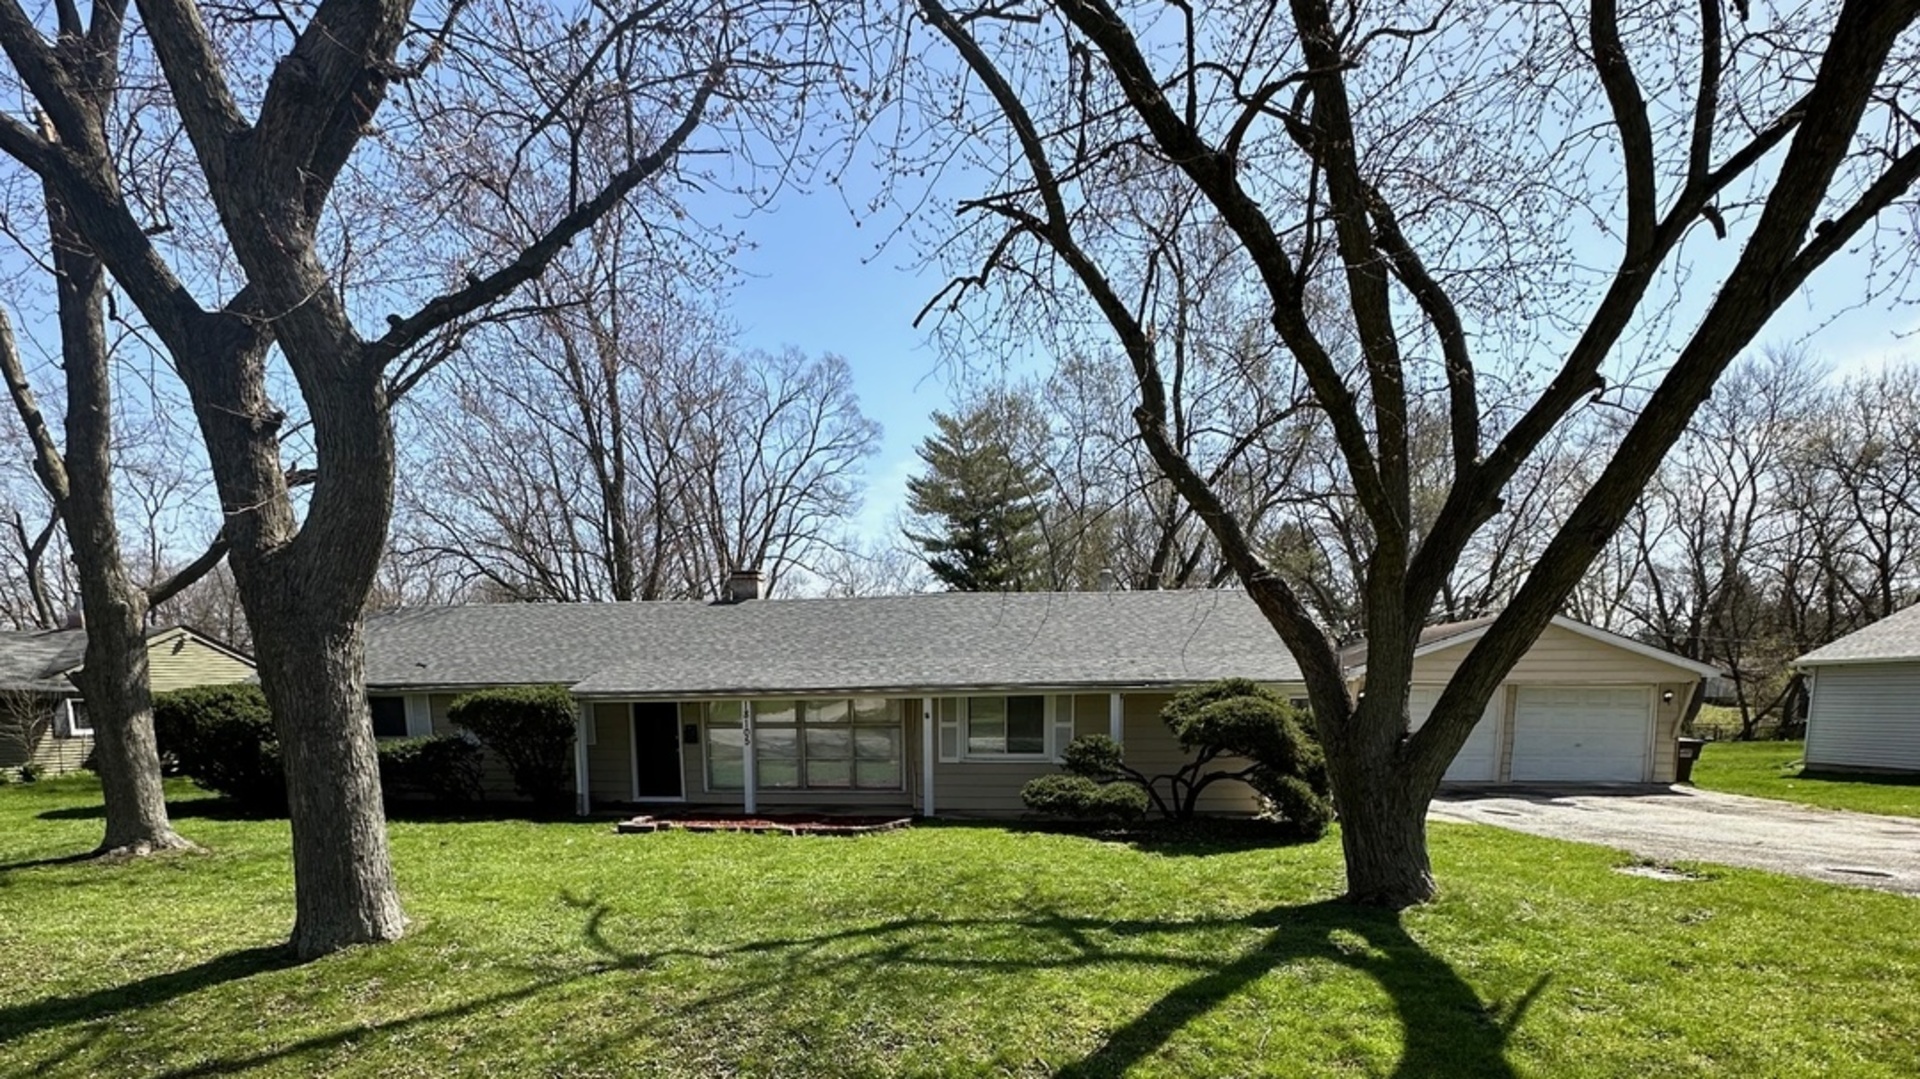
<box><xmin>368</xmin><ymin>695</ymin><xmax>409</xmax><ymax>739</ymax></box>
<box><xmin>705</xmin><ymin>698</ymin><xmax>903</xmax><ymax>792</ymax></box>
<box><xmin>61</xmin><ymin>700</ymin><xmax>92</xmax><ymax>738</ymax></box>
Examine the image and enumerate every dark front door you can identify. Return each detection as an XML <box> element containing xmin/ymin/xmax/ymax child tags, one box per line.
<box><xmin>633</xmin><ymin>703</ymin><xmax>683</xmax><ymax>799</ymax></box>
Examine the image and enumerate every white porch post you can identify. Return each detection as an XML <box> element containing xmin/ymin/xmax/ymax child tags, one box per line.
<box><xmin>742</xmin><ymin>699</ymin><xmax>758</xmax><ymax>815</ymax></box>
<box><xmin>1109</xmin><ymin>692</ymin><xmax>1124</xmax><ymax>744</ymax></box>
<box><xmin>573</xmin><ymin>702</ymin><xmax>592</xmax><ymax>817</ymax></box>
<box><xmin>921</xmin><ymin>699</ymin><xmax>936</xmax><ymax>818</ymax></box>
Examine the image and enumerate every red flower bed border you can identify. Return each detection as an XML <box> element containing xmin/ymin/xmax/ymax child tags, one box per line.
<box><xmin>615</xmin><ymin>813</ymin><xmax>912</xmax><ymax>836</ymax></box>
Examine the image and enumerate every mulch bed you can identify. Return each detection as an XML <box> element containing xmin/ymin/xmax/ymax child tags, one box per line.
<box><xmin>615</xmin><ymin>813</ymin><xmax>913</xmax><ymax>836</ymax></box>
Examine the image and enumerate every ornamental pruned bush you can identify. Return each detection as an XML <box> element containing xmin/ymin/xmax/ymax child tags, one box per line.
<box><xmin>447</xmin><ymin>684</ymin><xmax>576</xmax><ymax>809</ymax></box>
<box><xmin>153</xmin><ymin>684</ymin><xmax>285</xmax><ymax>810</ymax></box>
<box><xmin>1021</xmin><ymin>680</ymin><xmax>1333</xmax><ymax>839</ymax></box>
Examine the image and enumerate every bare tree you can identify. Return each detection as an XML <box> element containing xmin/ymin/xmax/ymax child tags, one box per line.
<box><xmin>903</xmin><ymin>0</ymin><xmax>1920</xmax><ymax>904</ymax></box>
<box><xmin>0</xmin><ymin>0</ymin><xmax>854</xmax><ymax>954</ymax></box>
<box><xmin>0</xmin><ymin>0</ymin><xmax>227</xmax><ymax>854</ymax></box>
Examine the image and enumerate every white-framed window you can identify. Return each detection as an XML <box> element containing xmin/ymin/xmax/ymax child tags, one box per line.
<box><xmin>60</xmin><ymin>699</ymin><xmax>92</xmax><ymax>738</ymax></box>
<box><xmin>367</xmin><ymin>695</ymin><xmax>410</xmax><ymax>739</ymax></box>
<box><xmin>705</xmin><ymin>698</ymin><xmax>904</xmax><ymax>792</ymax></box>
<box><xmin>942</xmin><ymin>695</ymin><xmax>1078</xmax><ymax>762</ymax></box>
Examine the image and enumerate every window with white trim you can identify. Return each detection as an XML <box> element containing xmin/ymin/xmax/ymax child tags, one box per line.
<box><xmin>948</xmin><ymin>695</ymin><xmax>1076</xmax><ymax>761</ymax></box>
<box><xmin>705</xmin><ymin>698</ymin><xmax>903</xmax><ymax>792</ymax></box>
<box><xmin>61</xmin><ymin>699</ymin><xmax>92</xmax><ymax>738</ymax></box>
<box><xmin>367</xmin><ymin>695</ymin><xmax>409</xmax><ymax>739</ymax></box>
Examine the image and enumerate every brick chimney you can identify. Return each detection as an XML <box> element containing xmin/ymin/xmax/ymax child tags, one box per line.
<box><xmin>723</xmin><ymin>567</ymin><xmax>763</xmax><ymax>603</ymax></box>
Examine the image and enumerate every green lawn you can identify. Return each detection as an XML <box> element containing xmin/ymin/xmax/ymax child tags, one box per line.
<box><xmin>1688</xmin><ymin>739</ymin><xmax>1920</xmax><ymax>818</ymax></box>
<box><xmin>2</xmin><ymin>777</ymin><xmax>1917</xmax><ymax>1078</ymax></box>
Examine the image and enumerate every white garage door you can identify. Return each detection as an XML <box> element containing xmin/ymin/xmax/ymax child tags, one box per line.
<box><xmin>1409</xmin><ymin>686</ymin><xmax>1498</xmax><ymax>782</ymax></box>
<box><xmin>1510</xmin><ymin>687</ymin><xmax>1652</xmax><ymax>782</ymax></box>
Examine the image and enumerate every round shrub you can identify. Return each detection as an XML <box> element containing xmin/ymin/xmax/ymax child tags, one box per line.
<box><xmin>1021</xmin><ymin>773</ymin><xmax>1150</xmax><ymax>821</ymax></box>
<box><xmin>152</xmin><ymin>684</ymin><xmax>284</xmax><ymax>810</ymax></box>
<box><xmin>447</xmin><ymin>684</ymin><xmax>576</xmax><ymax>809</ymax></box>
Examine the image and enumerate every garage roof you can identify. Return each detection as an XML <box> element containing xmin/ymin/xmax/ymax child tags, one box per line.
<box><xmin>1796</xmin><ymin>603</ymin><xmax>1920</xmax><ymax>666</ymax></box>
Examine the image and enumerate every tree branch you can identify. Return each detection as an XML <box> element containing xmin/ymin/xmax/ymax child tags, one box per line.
<box><xmin>365</xmin><ymin>66</ymin><xmax>722</xmax><ymax>372</ymax></box>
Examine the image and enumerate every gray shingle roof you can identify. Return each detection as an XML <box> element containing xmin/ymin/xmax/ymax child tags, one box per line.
<box><xmin>364</xmin><ymin>591</ymin><xmax>1307</xmax><ymax>698</ymax></box>
<box><xmin>1797</xmin><ymin>603</ymin><xmax>1920</xmax><ymax>666</ymax></box>
<box><xmin>1337</xmin><ymin>616</ymin><xmax>1499</xmax><ymax>671</ymax></box>
<box><xmin>0</xmin><ymin>628</ymin><xmax>86</xmax><ymax>693</ymax></box>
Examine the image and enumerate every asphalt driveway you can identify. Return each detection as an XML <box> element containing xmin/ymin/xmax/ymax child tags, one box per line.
<box><xmin>1431</xmin><ymin>785</ymin><xmax>1920</xmax><ymax>896</ymax></box>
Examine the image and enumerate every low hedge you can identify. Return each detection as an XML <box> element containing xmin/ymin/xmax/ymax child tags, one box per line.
<box><xmin>152</xmin><ymin>685</ymin><xmax>488</xmax><ymax>811</ymax></box>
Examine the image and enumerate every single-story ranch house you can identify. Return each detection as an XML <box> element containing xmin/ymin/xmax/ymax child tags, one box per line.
<box><xmin>0</xmin><ymin>625</ymin><xmax>257</xmax><ymax>775</ymax></box>
<box><xmin>364</xmin><ymin>584</ymin><xmax>1720</xmax><ymax>816</ymax></box>
<box><xmin>1796</xmin><ymin>602</ymin><xmax>1920</xmax><ymax>774</ymax></box>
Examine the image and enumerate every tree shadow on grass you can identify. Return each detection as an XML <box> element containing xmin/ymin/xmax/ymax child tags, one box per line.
<box><xmin>0</xmin><ymin>946</ymin><xmax>301</xmax><ymax>1045</ymax></box>
<box><xmin>1057</xmin><ymin>902</ymin><xmax>1547</xmax><ymax>1078</ymax></box>
<box><xmin>558</xmin><ymin>894</ymin><xmax>1544</xmax><ymax>1078</ymax></box>
<box><xmin>9</xmin><ymin>894</ymin><xmax>1542</xmax><ymax>1078</ymax></box>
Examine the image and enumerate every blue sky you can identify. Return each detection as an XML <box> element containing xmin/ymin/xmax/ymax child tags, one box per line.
<box><xmin>715</xmin><ymin>178</ymin><xmax>961</xmax><ymax>546</ymax></box>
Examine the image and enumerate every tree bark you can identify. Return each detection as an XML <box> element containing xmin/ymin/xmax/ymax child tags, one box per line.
<box><xmin>1333</xmin><ymin>770</ymin><xmax>1436</xmax><ymax>907</ymax></box>
<box><xmin>247</xmin><ymin>600</ymin><xmax>405</xmax><ymax>956</ymax></box>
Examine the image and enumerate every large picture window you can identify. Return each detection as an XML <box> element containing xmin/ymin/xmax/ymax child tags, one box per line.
<box><xmin>705</xmin><ymin>698</ymin><xmax>904</xmax><ymax>792</ymax></box>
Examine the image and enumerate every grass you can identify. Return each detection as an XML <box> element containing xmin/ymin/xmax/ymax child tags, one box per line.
<box><xmin>1688</xmin><ymin>739</ymin><xmax>1920</xmax><ymax>819</ymax></box>
<box><xmin>3</xmin><ymin>777</ymin><xmax>1918</xmax><ymax>1078</ymax></box>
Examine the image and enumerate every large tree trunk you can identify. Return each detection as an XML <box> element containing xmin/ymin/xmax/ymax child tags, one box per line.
<box><xmin>4</xmin><ymin>168</ymin><xmax>194</xmax><ymax>857</ymax></box>
<box><xmin>70</xmin><ymin>600</ymin><xmax>187</xmax><ymax>856</ymax></box>
<box><xmin>1331</xmin><ymin>765</ymin><xmax>1437</xmax><ymax>907</ymax></box>
<box><xmin>1323</xmin><ymin>694</ymin><xmax>1442</xmax><ymax>908</ymax></box>
<box><xmin>250</xmin><ymin>596</ymin><xmax>405</xmax><ymax>957</ymax></box>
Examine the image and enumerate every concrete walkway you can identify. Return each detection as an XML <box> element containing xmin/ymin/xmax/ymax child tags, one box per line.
<box><xmin>1431</xmin><ymin>784</ymin><xmax>1920</xmax><ymax>896</ymax></box>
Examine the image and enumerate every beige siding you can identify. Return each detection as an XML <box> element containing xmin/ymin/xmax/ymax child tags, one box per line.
<box><xmin>1805</xmin><ymin>663</ymin><xmax>1920</xmax><ymax>773</ymax></box>
<box><xmin>29</xmin><ymin>729</ymin><xmax>90</xmax><ymax>774</ymax></box>
<box><xmin>145</xmin><ymin>633</ymin><xmax>253</xmax><ymax>694</ymax></box>
<box><xmin>1651</xmin><ymin>683</ymin><xmax>1688</xmax><ymax>783</ymax></box>
<box><xmin>2</xmin><ymin>697</ymin><xmax>85</xmax><ymax>775</ymax></box>
<box><xmin>1410</xmin><ymin>624</ymin><xmax>1693</xmax><ymax>684</ymax></box>
<box><xmin>587</xmin><ymin>702</ymin><xmax>634</xmax><ymax>802</ymax></box>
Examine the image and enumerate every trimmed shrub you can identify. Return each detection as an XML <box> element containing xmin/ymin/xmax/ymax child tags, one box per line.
<box><xmin>1021</xmin><ymin>772</ymin><xmax>1150</xmax><ymax>821</ymax></box>
<box><xmin>152</xmin><ymin>684</ymin><xmax>284</xmax><ymax>810</ymax></box>
<box><xmin>1022</xmin><ymin>680</ymin><xmax>1333</xmax><ymax>840</ymax></box>
<box><xmin>447</xmin><ymin>684</ymin><xmax>576</xmax><ymax>808</ymax></box>
<box><xmin>378</xmin><ymin>734</ymin><xmax>484</xmax><ymax>804</ymax></box>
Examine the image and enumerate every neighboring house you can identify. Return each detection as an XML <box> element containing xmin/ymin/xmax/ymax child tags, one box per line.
<box><xmin>0</xmin><ymin>625</ymin><xmax>257</xmax><ymax>776</ymax></box>
<box><xmin>1796</xmin><ymin>603</ymin><xmax>1920</xmax><ymax>774</ymax></box>
<box><xmin>364</xmin><ymin>583</ymin><xmax>1719</xmax><ymax>817</ymax></box>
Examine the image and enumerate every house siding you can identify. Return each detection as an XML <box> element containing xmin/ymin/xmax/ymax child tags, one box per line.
<box><xmin>1805</xmin><ymin>663</ymin><xmax>1920</xmax><ymax>773</ymax></box>
<box><xmin>146</xmin><ymin>633</ymin><xmax>253</xmax><ymax>694</ymax></box>
<box><xmin>1409</xmin><ymin>623</ymin><xmax>1692</xmax><ymax>683</ymax></box>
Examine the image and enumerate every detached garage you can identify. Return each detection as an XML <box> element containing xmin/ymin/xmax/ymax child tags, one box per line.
<box><xmin>1364</xmin><ymin>617</ymin><xmax>1720</xmax><ymax>784</ymax></box>
<box><xmin>1798</xmin><ymin>603</ymin><xmax>1920</xmax><ymax>775</ymax></box>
